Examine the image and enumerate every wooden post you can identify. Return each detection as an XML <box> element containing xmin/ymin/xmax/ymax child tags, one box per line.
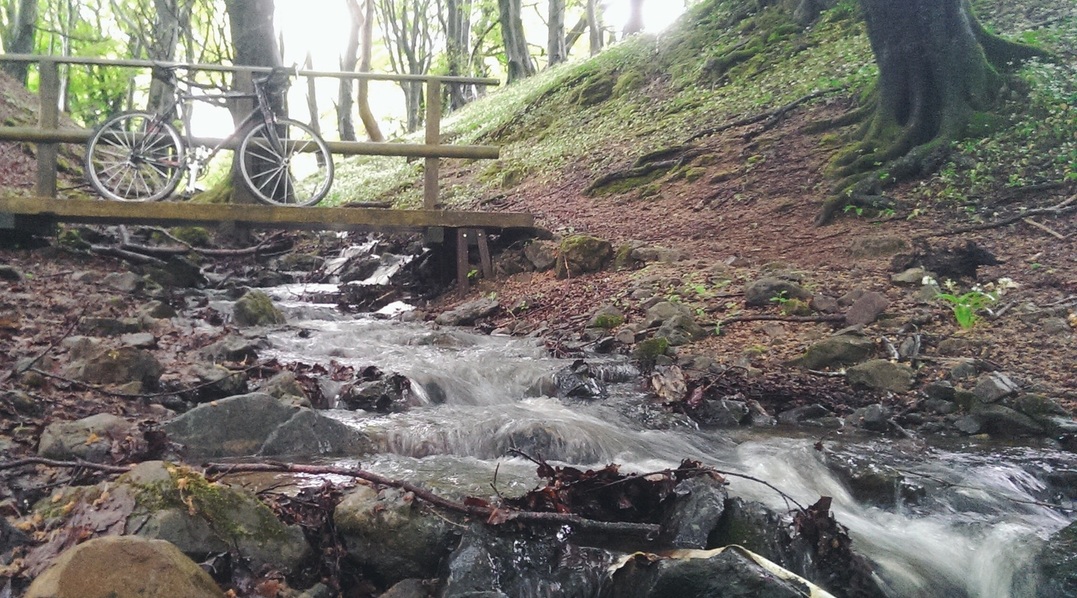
<box><xmin>456</xmin><ymin>228</ymin><xmax>470</xmax><ymax>296</ymax></box>
<box><xmin>476</xmin><ymin>229</ymin><xmax>493</xmax><ymax>279</ymax></box>
<box><xmin>424</xmin><ymin>80</ymin><xmax>442</xmax><ymax>210</ymax></box>
<box><xmin>36</xmin><ymin>59</ymin><xmax>59</xmax><ymax>198</ymax></box>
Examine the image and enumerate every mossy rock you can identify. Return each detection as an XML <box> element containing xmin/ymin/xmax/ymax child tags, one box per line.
<box><xmin>633</xmin><ymin>337</ymin><xmax>671</xmax><ymax>370</ymax></box>
<box><xmin>233</xmin><ymin>290</ymin><xmax>286</xmax><ymax>327</ymax></box>
<box><xmin>57</xmin><ymin>228</ymin><xmax>90</xmax><ymax>251</ymax></box>
<box><xmin>556</xmin><ymin>235</ymin><xmax>614</xmax><ymax>278</ymax></box>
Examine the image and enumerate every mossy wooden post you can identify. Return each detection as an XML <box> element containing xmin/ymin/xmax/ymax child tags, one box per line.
<box><xmin>36</xmin><ymin>59</ymin><xmax>59</xmax><ymax>198</ymax></box>
<box><xmin>424</xmin><ymin>80</ymin><xmax>442</xmax><ymax>210</ymax></box>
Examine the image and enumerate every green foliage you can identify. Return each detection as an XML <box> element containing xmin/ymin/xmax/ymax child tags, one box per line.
<box><xmin>936</xmin><ymin>285</ymin><xmax>997</xmax><ymax>329</ymax></box>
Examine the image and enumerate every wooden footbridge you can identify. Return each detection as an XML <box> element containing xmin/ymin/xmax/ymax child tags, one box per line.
<box><xmin>0</xmin><ymin>55</ymin><xmax>535</xmax><ymax>292</ymax></box>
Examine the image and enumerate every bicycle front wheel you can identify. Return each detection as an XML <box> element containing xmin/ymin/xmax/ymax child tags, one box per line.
<box><xmin>85</xmin><ymin>111</ymin><xmax>185</xmax><ymax>202</ymax></box>
<box><xmin>237</xmin><ymin>119</ymin><xmax>333</xmax><ymax>207</ymax></box>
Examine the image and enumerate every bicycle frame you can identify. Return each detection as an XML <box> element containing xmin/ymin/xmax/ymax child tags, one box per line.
<box><xmin>156</xmin><ymin>73</ymin><xmax>284</xmax><ymax>192</ymax></box>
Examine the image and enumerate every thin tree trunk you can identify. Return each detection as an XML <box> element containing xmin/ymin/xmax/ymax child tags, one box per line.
<box><xmin>1</xmin><ymin>0</ymin><xmax>38</xmax><ymax>84</ymax></box>
<box><xmin>304</xmin><ymin>52</ymin><xmax>321</xmax><ymax>136</ymax></box>
<box><xmin>564</xmin><ymin>13</ymin><xmax>587</xmax><ymax>54</ymax></box>
<box><xmin>587</xmin><ymin>0</ymin><xmax>603</xmax><ymax>56</ymax></box>
<box><xmin>339</xmin><ymin>0</ymin><xmax>361</xmax><ymax>142</ymax></box>
<box><xmin>498</xmin><ymin>0</ymin><xmax>534</xmax><ymax>82</ymax></box>
<box><xmin>147</xmin><ymin>0</ymin><xmax>185</xmax><ymax>115</ymax></box>
<box><xmin>357</xmin><ymin>0</ymin><xmax>384</xmax><ymax>141</ymax></box>
<box><xmin>547</xmin><ymin>0</ymin><xmax>565</xmax><ymax>67</ymax></box>
<box><xmin>623</xmin><ymin>0</ymin><xmax>643</xmax><ymax>37</ymax></box>
<box><xmin>446</xmin><ymin>0</ymin><xmax>474</xmax><ymax>110</ymax></box>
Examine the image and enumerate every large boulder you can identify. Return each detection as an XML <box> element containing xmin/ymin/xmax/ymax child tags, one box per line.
<box><xmin>37</xmin><ymin>413</ymin><xmax>136</xmax><ymax>463</ymax></box>
<box><xmin>161</xmin><ymin>392</ymin><xmax>299</xmax><ymax>459</ymax></box>
<box><xmin>122</xmin><ymin>462</ymin><xmax>310</xmax><ymax>574</ymax></box>
<box><xmin>233</xmin><ymin>290</ymin><xmax>286</xmax><ymax>327</ymax></box>
<box><xmin>435</xmin><ymin>298</ymin><xmax>500</xmax><ymax>326</ymax></box>
<box><xmin>555</xmin><ymin>235</ymin><xmax>613</xmax><ymax>278</ymax></box>
<box><xmin>335</xmin><ymin>485</ymin><xmax>458</xmax><ymax>585</ymax></box>
<box><xmin>744</xmin><ymin>277</ymin><xmax>811</xmax><ymax>307</ymax></box>
<box><xmin>25</xmin><ymin>536</ymin><xmax>224</xmax><ymax>598</ymax></box>
<box><xmin>846</xmin><ymin>360</ymin><xmax>915</xmax><ymax>393</ymax></box>
<box><xmin>259</xmin><ymin>409</ymin><xmax>373</xmax><ymax>457</ymax></box>
<box><xmin>1034</xmin><ymin>520</ymin><xmax>1077</xmax><ymax>597</ymax></box>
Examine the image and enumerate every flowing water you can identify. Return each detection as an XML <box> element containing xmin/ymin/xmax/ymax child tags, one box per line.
<box><xmin>258</xmin><ymin>289</ymin><xmax>1074</xmax><ymax>598</ymax></box>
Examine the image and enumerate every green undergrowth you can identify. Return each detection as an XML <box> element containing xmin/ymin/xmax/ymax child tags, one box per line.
<box><xmin>328</xmin><ymin>0</ymin><xmax>874</xmax><ymax>208</ymax></box>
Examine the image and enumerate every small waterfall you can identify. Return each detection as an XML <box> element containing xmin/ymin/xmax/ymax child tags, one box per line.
<box><xmin>263</xmin><ymin>304</ymin><xmax>1074</xmax><ymax>598</ymax></box>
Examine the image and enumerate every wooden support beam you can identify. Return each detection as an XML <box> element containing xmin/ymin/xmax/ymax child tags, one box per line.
<box><xmin>36</xmin><ymin>60</ymin><xmax>59</xmax><ymax>198</ymax></box>
<box><xmin>476</xmin><ymin>229</ymin><xmax>494</xmax><ymax>279</ymax></box>
<box><xmin>456</xmin><ymin>228</ymin><xmax>470</xmax><ymax>296</ymax></box>
<box><xmin>424</xmin><ymin>80</ymin><xmax>442</xmax><ymax>210</ymax></box>
<box><xmin>0</xmin><ymin>197</ymin><xmax>534</xmax><ymax>232</ymax></box>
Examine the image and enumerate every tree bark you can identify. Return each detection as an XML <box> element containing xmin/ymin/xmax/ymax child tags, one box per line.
<box><xmin>357</xmin><ymin>0</ymin><xmax>384</xmax><ymax>141</ymax></box>
<box><xmin>1</xmin><ymin>0</ymin><xmax>37</xmax><ymax>83</ymax></box>
<box><xmin>498</xmin><ymin>0</ymin><xmax>534</xmax><ymax>82</ymax></box>
<box><xmin>586</xmin><ymin>0</ymin><xmax>603</xmax><ymax>56</ymax></box>
<box><xmin>547</xmin><ymin>0</ymin><xmax>566</xmax><ymax>67</ymax></box>
<box><xmin>339</xmin><ymin>0</ymin><xmax>361</xmax><ymax>141</ymax></box>
<box><xmin>819</xmin><ymin>0</ymin><xmax>1044</xmax><ymax>223</ymax></box>
<box><xmin>446</xmin><ymin>0</ymin><xmax>474</xmax><ymax>110</ymax></box>
<box><xmin>147</xmin><ymin>0</ymin><xmax>190</xmax><ymax>115</ymax></box>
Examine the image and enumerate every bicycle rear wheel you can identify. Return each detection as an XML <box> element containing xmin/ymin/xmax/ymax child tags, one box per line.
<box><xmin>237</xmin><ymin>118</ymin><xmax>333</xmax><ymax>207</ymax></box>
<box><xmin>85</xmin><ymin>111</ymin><xmax>185</xmax><ymax>202</ymax></box>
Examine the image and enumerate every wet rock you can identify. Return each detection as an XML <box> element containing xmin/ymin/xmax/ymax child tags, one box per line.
<box><xmin>849</xmin><ymin>404</ymin><xmax>892</xmax><ymax>432</ymax></box>
<box><xmin>337</xmin><ymin>370</ymin><xmax>416</xmax><ymax>412</ymax></box>
<box><xmin>275</xmin><ymin>251</ymin><xmax>324</xmax><ymax>271</ymax></box>
<box><xmin>25</xmin><ymin>536</ymin><xmax>224</xmax><ymax>598</ymax></box>
<box><xmin>972</xmin><ymin>372</ymin><xmax>1020</xmax><ymax>403</ymax></box>
<box><xmin>65</xmin><ymin>346</ymin><xmax>163</xmax><ymax>388</ymax></box>
<box><xmin>922</xmin><ymin>398</ymin><xmax>957</xmax><ymax>415</ymax></box>
<box><xmin>102</xmin><ymin>271</ymin><xmax>143</xmax><ymax>293</ymax></box>
<box><xmin>123</xmin><ymin>462</ymin><xmax>309</xmax><ymax>574</ymax></box>
<box><xmin>494</xmin><ymin>250</ymin><xmax>531</xmax><ymax>277</ymax></box>
<box><xmin>336</xmin><ymin>485</ymin><xmax>457</xmax><ymax>586</ymax></box>
<box><xmin>823</xmin><ymin>451</ymin><xmax>922</xmax><ymax>508</ymax></box>
<box><xmin>694</xmin><ymin>398</ymin><xmax>750</xmax><ymax>427</ymax></box>
<box><xmin>61</xmin><ymin>336</ymin><xmax>103</xmax><ymax>359</ymax></box>
<box><xmin>198</xmin><ymin>334</ymin><xmax>268</xmax><ymax>362</ymax></box>
<box><xmin>949</xmin><ymin>361</ymin><xmax>979</xmax><ymax>380</ymax></box>
<box><xmin>660</xmin><ymin>476</ymin><xmax>728</xmax><ymax>548</ymax></box>
<box><xmin>259</xmin><ymin>409</ymin><xmax>373</xmax><ymax>457</ymax></box>
<box><xmin>744</xmin><ymin>277</ymin><xmax>811</xmax><ymax>307</ymax></box>
<box><xmin>777</xmin><ymin>404</ymin><xmax>832</xmax><ymax>425</ymax></box>
<box><xmin>161</xmin><ymin>392</ymin><xmax>299</xmax><ymax>459</ymax></box>
<box><xmin>846</xmin><ymin>360</ymin><xmax>915</xmax><ymax>393</ymax></box>
<box><xmin>145</xmin><ymin>256</ymin><xmax>205</xmax><ymax>288</ymax></box>
<box><xmin>644</xmin><ymin>301</ymin><xmax>692</xmax><ymax>328</ymax></box>
<box><xmin>922</xmin><ymin>381</ymin><xmax>956</xmax><ymax>402</ymax></box>
<box><xmin>138</xmin><ymin>300</ymin><xmax>177</xmax><ymax>319</ymax></box>
<box><xmin>1032</xmin><ymin>520</ymin><xmax>1077</xmax><ymax>597</ymax></box>
<box><xmin>260</xmin><ymin>371</ymin><xmax>310</xmax><ymax>403</ymax></box>
<box><xmin>339</xmin><ymin>254</ymin><xmax>382</xmax><ymax>283</ymax></box>
<box><xmin>523</xmin><ymin>240</ymin><xmax>559</xmax><ymax>271</ymax></box>
<box><xmin>382</xmin><ymin>579</ymin><xmax>437</xmax><ymax>598</ymax></box>
<box><xmin>971</xmin><ymin>404</ymin><xmax>1044</xmax><ymax>437</ymax></box>
<box><xmin>443</xmin><ymin>525</ymin><xmax>607</xmax><ymax>598</ymax></box>
<box><xmin>657</xmin><ymin>314</ymin><xmax>707</xmax><ymax>346</ymax></box>
<box><xmin>1014</xmin><ymin>394</ymin><xmax>1068</xmax><ymax>419</ymax></box>
<box><xmin>38</xmin><ymin>413</ymin><xmax>135</xmax><ymax>462</ymax></box>
<box><xmin>188</xmin><ymin>363</ymin><xmax>249</xmax><ymax>402</ymax></box>
<box><xmin>555</xmin><ymin>235</ymin><xmax>613</xmax><ymax>278</ymax></box>
<box><xmin>2</xmin><ymin>389</ymin><xmax>42</xmax><ymax>416</ymax></box>
<box><xmin>788</xmin><ymin>330</ymin><xmax>874</xmax><ymax>370</ymax></box>
<box><xmin>546</xmin><ymin>360</ymin><xmax>609</xmax><ymax>400</ymax></box>
<box><xmin>604</xmin><ymin>548</ymin><xmax>812</xmax><ymax>598</ymax></box>
<box><xmin>233</xmin><ymin>290</ymin><xmax>286</xmax><ymax>326</ymax></box>
<box><xmin>435</xmin><ymin>298</ymin><xmax>500</xmax><ymax>326</ymax></box>
<box><xmin>1</xmin><ymin>512</ymin><xmax>29</xmax><ymax>564</ymax></box>
<box><xmin>844</xmin><ymin>291</ymin><xmax>889</xmax><ymax>326</ymax></box>
<box><xmin>953</xmin><ymin>415</ymin><xmax>983</xmax><ymax>435</ymax></box>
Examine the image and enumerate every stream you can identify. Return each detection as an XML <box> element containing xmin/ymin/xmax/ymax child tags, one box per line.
<box><xmin>251</xmin><ymin>281</ymin><xmax>1074</xmax><ymax>598</ymax></box>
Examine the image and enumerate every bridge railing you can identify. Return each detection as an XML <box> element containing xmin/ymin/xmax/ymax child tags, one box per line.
<box><xmin>0</xmin><ymin>54</ymin><xmax>500</xmax><ymax>208</ymax></box>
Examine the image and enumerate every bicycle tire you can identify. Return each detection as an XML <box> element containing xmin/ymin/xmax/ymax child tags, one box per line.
<box><xmin>237</xmin><ymin>118</ymin><xmax>333</xmax><ymax>207</ymax></box>
<box><xmin>85</xmin><ymin>111</ymin><xmax>185</xmax><ymax>202</ymax></box>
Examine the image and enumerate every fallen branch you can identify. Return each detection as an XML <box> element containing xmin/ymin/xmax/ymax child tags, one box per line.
<box><xmin>89</xmin><ymin>244</ymin><xmax>166</xmax><ymax>266</ymax></box>
<box><xmin>205</xmin><ymin>461</ymin><xmax>661</xmax><ymax>539</ymax></box>
<box><xmin>1022</xmin><ymin>217</ymin><xmax>1067</xmax><ymax>240</ymax></box>
<box><xmin>920</xmin><ymin>194</ymin><xmax>1076</xmax><ymax>239</ymax></box>
<box><xmin>715</xmin><ymin>313</ymin><xmax>845</xmax><ymax>329</ymax></box>
<box><xmin>686</xmin><ymin>87</ymin><xmax>843</xmax><ymax>143</ymax></box>
<box><xmin>0</xmin><ymin>457</ymin><xmax>132</xmax><ymax>474</ymax></box>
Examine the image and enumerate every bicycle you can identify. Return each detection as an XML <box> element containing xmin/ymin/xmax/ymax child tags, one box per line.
<box><xmin>84</xmin><ymin>65</ymin><xmax>333</xmax><ymax>206</ymax></box>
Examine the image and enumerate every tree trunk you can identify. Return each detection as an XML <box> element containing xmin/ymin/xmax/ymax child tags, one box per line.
<box><xmin>1</xmin><ymin>0</ymin><xmax>38</xmax><ymax>83</ymax></box>
<box><xmin>357</xmin><ymin>0</ymin><xmax>384</xmax><ymax>141</ymax></box>
<box><xmin>586</xmin><ymin>0</ymin><xmax>603</xmax><ymax>56</ymax></box>
<box><xmin>819</xmin><ymin>0</ymin><xmax>1044</xmax><ymax>223</ymax></box>
<box><xmin>623</xmin><ymin>0</ymin><xmax>643</xmax><ymax>37</ymax></box>
<box><xmin>339</xmin><ymin>0</ymin><xmax>361</xmax><ymax>141</ymax></box>
<box><xmin>547</xmin><ymin>0</ymin><xmax>566</xmax><ymax>67</ymax></box>
<box><xmin>498</xmin><ymin>0</ymin><xmax>534</xmax><ymax>82</ymax></box>
<box><xmin>147</xmin><ymin>0</ymin><xmax>187</xmax><ymax>115</ymax></box>
<box><xmin>446</xmin><ymin>0</ymin><xmax>474</xmax><ymax>110</ymax></box>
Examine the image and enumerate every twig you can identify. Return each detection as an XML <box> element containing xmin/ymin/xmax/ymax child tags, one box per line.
<box><xmin>715</xmin><ymin>313</ymin><xmax>845</xmax><ymax>328</ymax></box>
<box><xmin>0</xmin><ymin>457</ymin><xmax>132</xmax><ymax>474</ymax></box>
<box><xmin>1023</xmin><ymin>217</ymin><xmax>1067</xmax><ymax>240</ymax></box>
<box><xmin>89</xmin><ymin>244</ymin><xmax>166</xmax><ymax>266</ymax></box>
<box><xmin>920</xmin><ymin>194</ymin><xmax>1076</xmax><ymax>238</ymax></box>
<box><xmin>204</xmin><ymin>461</ymin><xmax>661</xmax><ymax>538</ymax></box>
